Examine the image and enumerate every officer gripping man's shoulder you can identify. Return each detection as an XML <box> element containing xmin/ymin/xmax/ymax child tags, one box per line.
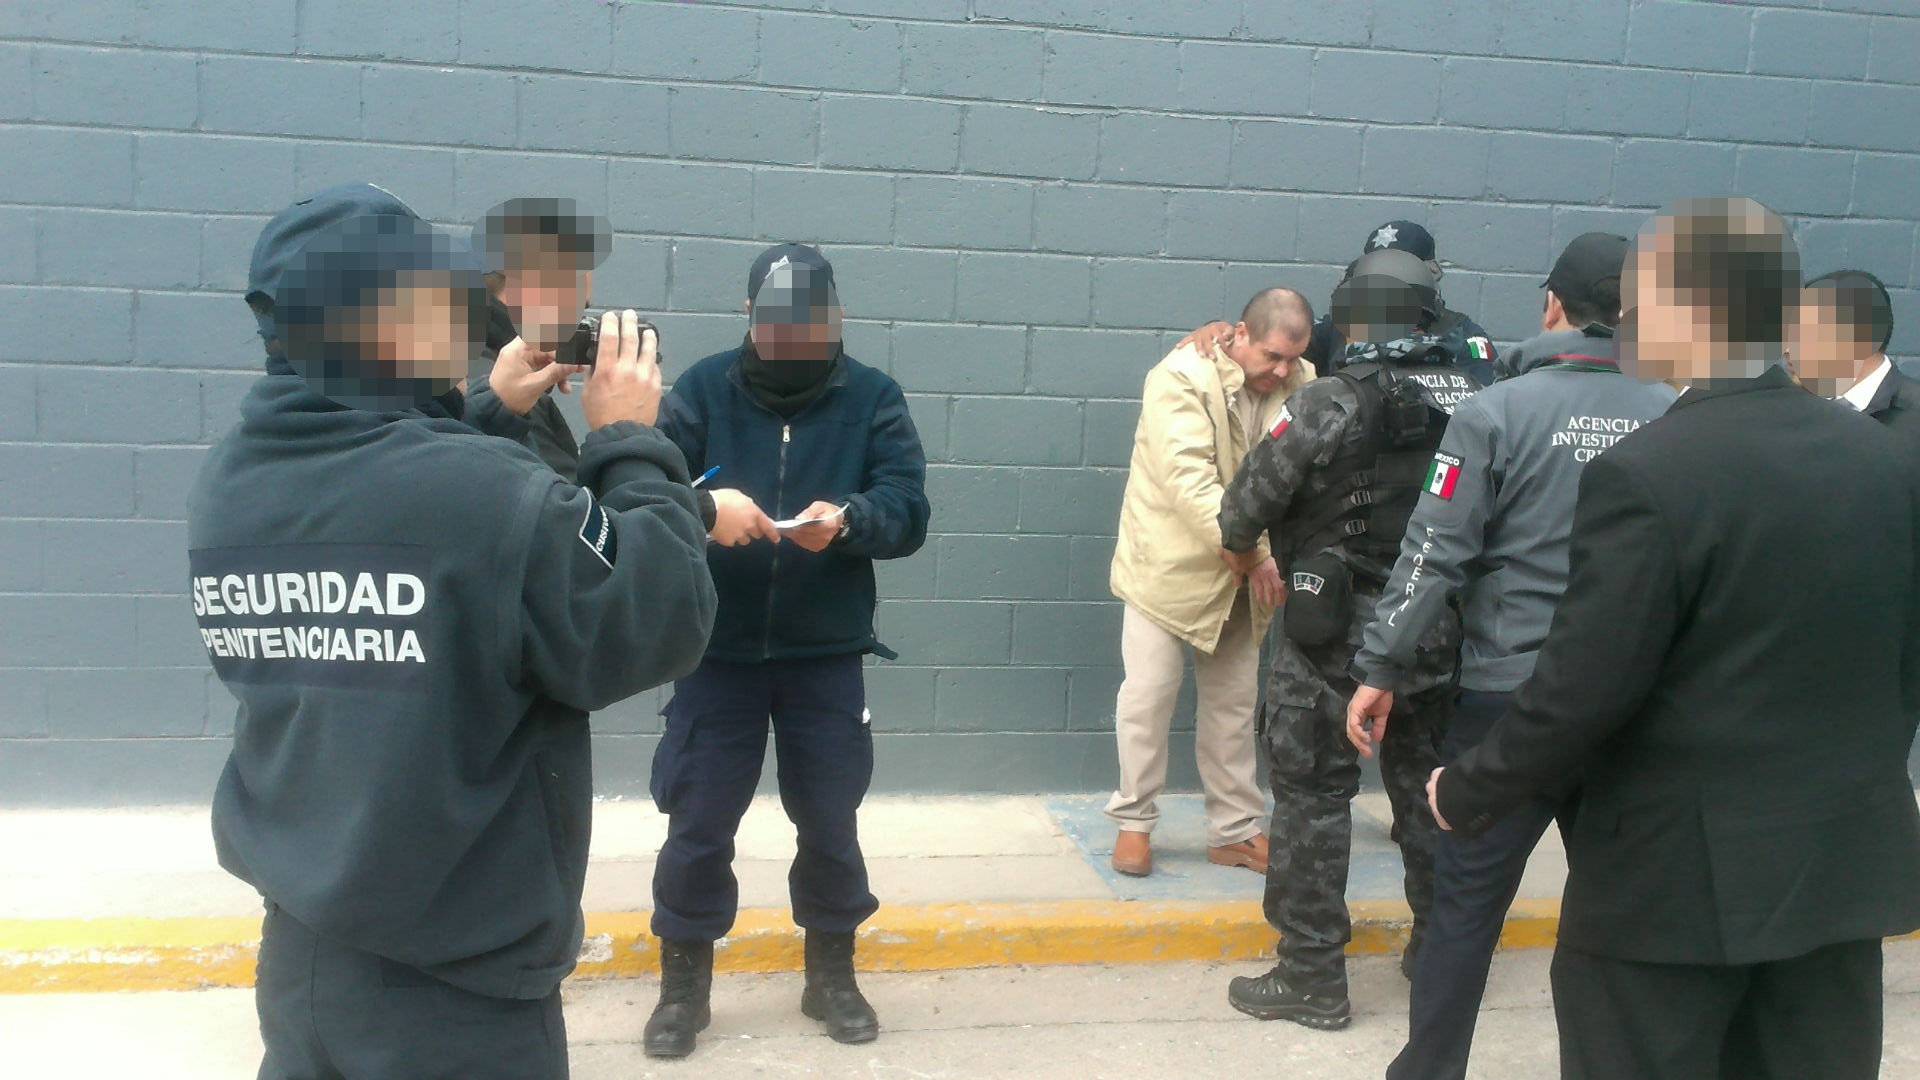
<box><xmin>1218</xmin><ymin>373</ymin><xmax>1366</xmax><ymax>556</ymax></box>
<box><xmin>1216</xmin><ymin>249</ymin><xmax>1472</xmax><ymax>1033</ymax></box>
<box><xmin>188</xmin><ymin>183</ymin><xmax>715</xmax><ymax>1079</ymax></box>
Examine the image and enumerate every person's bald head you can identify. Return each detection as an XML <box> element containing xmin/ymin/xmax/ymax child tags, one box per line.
<box><xmin>1226</xmin><ymin>287</ymin><xmax>1312</xmax><ymax>395</ymax></box>
<box><xmin>1241</xmin><ymin>287</ymin><xmax>1313</xmax><ymax>343</ymax></box>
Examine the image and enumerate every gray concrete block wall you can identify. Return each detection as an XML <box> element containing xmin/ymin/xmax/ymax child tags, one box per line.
<box><xmin>3</xmin><ymin>0</ymin><xmax>1918</xmax><ymax>804</ymax></box>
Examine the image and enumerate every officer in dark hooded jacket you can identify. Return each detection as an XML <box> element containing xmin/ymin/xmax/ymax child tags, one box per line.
<box><xmin>641</xmin><ymin>243</ymin><xmax>931</xmax><ymax>1059</ymax></box>
<box><xmin>189</xmin><ymin>183</ymin><xmax>715</xmax><ymax>1079</ymax></box>
<box><xmin>1215</xmin><ymin>248</ymin><xmax>1474</xmax><ymax>1031</ymax></box>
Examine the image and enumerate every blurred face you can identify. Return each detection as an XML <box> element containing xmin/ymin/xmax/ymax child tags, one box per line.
<box><xmin>1620</xmin><ymin>201</ymin><xmax>1796</xmax><ymax>389</ymax></box>
<box><xmin>1332</xmin><ymin>275</ymin><xmax>1424</xmax><ymax>347</ymax></box>
<box><xmin>1620</xmin><ymin>237</ymin><xmax>1727</xmax><ymax>387</ymax></box>
<box><xmin>1791</xmin><ymin>292</ymin><xmax>1875</xmax><ymax>390</ymax></box>
<box><xmin>748</xmin><ymin>260</ymin><xmax>844</xmax><ymax>364</ymax></box>
<box><xmin>1228</xmin><ymin>323</ymin><xmax>1306</xmax><ymax>396</ymax></box>
<box><xmin>365</xmin><ymin>273</ymin><xmax>470</xmax><ymax>384</ymax></box>
<box><xmin>750</xmin><ymin>302</ymin><xmax>844</xmax><ymax>363</ymax></box>
<box><xmin>500</xmin><ymin>247</ymin><xmax>593</xmax><ymax>350</ymax></box>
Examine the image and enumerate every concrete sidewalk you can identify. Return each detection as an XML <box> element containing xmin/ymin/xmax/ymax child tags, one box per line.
<box><xmin>1</xmin><ymin>793</ymin><xmax>1567</xmax><ymax>992</ymax></box>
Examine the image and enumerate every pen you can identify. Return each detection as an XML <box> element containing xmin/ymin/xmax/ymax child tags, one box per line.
<box><xmin>692</xmin><ymin>466</ymin><xmax>720</xmax><ymax>489</ymax></box>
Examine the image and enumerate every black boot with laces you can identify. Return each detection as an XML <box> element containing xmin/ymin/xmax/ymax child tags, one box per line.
<box><xmin>643</xmin><ymin>938</ymin><xmax>713</xmax><ymax>1059</ymax></box>
<box><xmin>800</xmin><ymin>930</ymin><xmax>880</xmax><ymax>1044</ymax></box>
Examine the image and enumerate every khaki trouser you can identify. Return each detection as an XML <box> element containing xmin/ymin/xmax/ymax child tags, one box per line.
<box><xmin>1105</xmin><ymin>593</ymin><xmax>1265</xmax><ymax>845</ymax></box>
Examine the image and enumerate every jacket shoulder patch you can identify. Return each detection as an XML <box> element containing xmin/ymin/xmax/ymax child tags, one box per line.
<box><xmin>1423</xmin><ymin>452</ymin><xmax>1463</xmax><ymax>500</ymax></box>
<box><xmin>578</xmin><ymin>493</ymin><xmax>617</xmax><ymax>569</ymax></box>
<box><xmin>1269</xmin><ymin>405</ymin><xmax>1293</xmax><ymax>439</ymax></box>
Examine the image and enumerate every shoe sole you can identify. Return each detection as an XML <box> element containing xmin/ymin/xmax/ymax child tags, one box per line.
<box><xmin>801</xmin><ymin>995</ymin><xmax>880</xmax><ymax>1044</ymax></box>
<box><xmin>1227</xmin><ymin>997</ymin><xmax>1352</xmax><ymax>1031</ymax></box>
<box><xmin>1111</xmin><ymin>861</ymin><xmax>1152</xmax><ymax>877</ymax></box>
<box><xmin>1206</xmin><ymin>853</ymin><xmax>1267</xmax><ymax>873</ymax></box>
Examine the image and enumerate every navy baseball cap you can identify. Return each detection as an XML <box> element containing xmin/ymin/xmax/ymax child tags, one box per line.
<box><xmin>1362</xmin><ymin>220</ymin><xmax>1437</xmax><ymax>262</ymax></box>
<box><xmin>271</xmin><ymin>211</ymin><xmax>486</xmax><ymax>409</ymax></box>
<box><xmin>247</xmin><ymin>183</ymin><xmax>417</xmax><ymax>343</ymax></box>
<box><xmin>747</xmin><ymin>243</ymin><xmax>839</xmax><ymax>319</ymax></box>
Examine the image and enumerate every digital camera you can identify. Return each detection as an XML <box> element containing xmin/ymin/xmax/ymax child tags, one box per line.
<box><xmin>556</xmin><ymin>309</ymin><xmax>658</xmax><ymax>368</ymax></box>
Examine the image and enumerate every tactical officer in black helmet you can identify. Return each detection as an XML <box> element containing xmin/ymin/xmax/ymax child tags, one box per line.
<box><xmin>1179</xmin><ymin>222</ymin><xmax>1499</xmax><ymax>387</ymax></box>
<box><xmin>1216</xmin><ymin>247</ymin><xmax>1473</xmax><ymax>1031</ymax></box>
<box><xmin>1306</xmin><ymin>222</ymin><xmax>1500</xmax><ymax>386</ymax></box>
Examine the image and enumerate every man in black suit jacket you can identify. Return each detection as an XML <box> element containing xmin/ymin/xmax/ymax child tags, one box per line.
<box><xmin>1431</xmin><ymin>200</ymin><xmax>1920</xmax><ymax>1080</ymax></box>
<box><xmin>1795</xmin><ymin>269</ymin><xmax>1920</xmax><ymax>453</ymax></box>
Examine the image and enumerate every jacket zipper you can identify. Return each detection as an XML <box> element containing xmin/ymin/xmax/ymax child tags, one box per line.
<box><xmin>726</xmin><ymin>359</ymin><xmax>845</xmax><ymax>662</ymax></box>
<box><xmin>762</xmin><ymin>422</ymin><xmax>791</xmax><ymax>661</ymax></box>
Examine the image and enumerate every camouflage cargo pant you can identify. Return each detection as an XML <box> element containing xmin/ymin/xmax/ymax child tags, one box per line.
<box><xmin>1259</xmin><ymin>589</ymin><xmax>1458</xmax><ymax>998</ymax></box>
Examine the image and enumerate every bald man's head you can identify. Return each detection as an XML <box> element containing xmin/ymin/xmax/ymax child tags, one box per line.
<box><xmin>1241</xmin><ymin>287</ymin><xmax>1314</xmax><ymax>343</ymax></box>
<box><xmin>1227</xmin><ymin>287</ymin><xmax>1313</xmax><ymax>395</ymax></box>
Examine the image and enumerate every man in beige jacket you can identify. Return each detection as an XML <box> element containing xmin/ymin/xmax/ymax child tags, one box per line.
<box><xmin>1107</xmin><ymin>288</ymin><xmax>1316</xmax><ymax>876</ymax></box>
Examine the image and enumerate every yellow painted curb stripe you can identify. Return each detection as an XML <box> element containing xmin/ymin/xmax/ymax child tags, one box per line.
<box><xmin>9</xmin><ymin>901</ymin><xmax>1911</xmax><ymax>995</ymax></box>
<box><xmin>0</xmin><ymin>899</ymin><xmax>1567</xmax><ymax>995</ymax></box>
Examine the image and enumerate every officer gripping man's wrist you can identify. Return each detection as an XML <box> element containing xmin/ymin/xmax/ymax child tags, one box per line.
<box><xmin>1215</xmin><ymin>247</ymin><xmax>1476</xmax><ymax>1032</ymax></box>
<box><xmin>188</xmin><ymin>183</ymin><xmax>716</xmax><ymax>1080</ymax></box>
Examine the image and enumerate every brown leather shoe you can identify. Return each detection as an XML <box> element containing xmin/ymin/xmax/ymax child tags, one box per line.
<box><xmin>1209</xmin><ymin>834</ymin><xmax>1269</xmax><ymax>873</ymax></box>
<box><xmin>1111</xmin><ymin>830</ymin><xmax>1152</xmax><ymax>877</ymax></box>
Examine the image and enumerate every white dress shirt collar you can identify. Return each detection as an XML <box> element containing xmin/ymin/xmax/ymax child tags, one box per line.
<box><xmin>1839</xmin><ymin>357</ymin><xmax>1893</xmax><ymax>412</ymax></box>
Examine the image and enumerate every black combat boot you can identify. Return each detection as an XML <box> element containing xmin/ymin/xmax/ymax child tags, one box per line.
<box><xmin>1401</xmin><ymin>932</ymin><xmax>1422</xmax><ymax>981</ymax></box>
<box><xmin>1227</xmin><ymin>964</ymin><xmax>1352</xmax><ymax>1030</ymax></box>
<box><xmin>643</xmin><ymin>939</ymin><xmax>713</xmax><ymax>1059</ymax></box>
<box><xmin>799</xmin><ymin>930</ymin><xmax>879</xmax><ymax>1044</ymax></box>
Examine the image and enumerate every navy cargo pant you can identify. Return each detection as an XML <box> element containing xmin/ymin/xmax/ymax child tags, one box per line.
<box><xmin>254</xmin><ymin>902</ymin><xmax>568</xmax><ymax>1080</ymax></box>
<box><xmin>1389</xmin><ymin>689</ymin><xmax>1566</xmax><ymax>1080</ymax></box>
<box><xmin>650</xmin><ymin>653</ymin><xmax>879</xmax><ymax>942</ymax></box>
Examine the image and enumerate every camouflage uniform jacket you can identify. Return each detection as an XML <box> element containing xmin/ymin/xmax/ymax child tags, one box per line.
<box><xmin>1218</xmin><ymin>350</ymin><xmax>1464</xmax><ymax>700</ymax></box>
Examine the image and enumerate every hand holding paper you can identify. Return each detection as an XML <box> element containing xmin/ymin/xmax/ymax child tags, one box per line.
<box><xmin>781</xmin><ymin>501</ymin><xmax>847</xmax><ymax>552</ymax></box>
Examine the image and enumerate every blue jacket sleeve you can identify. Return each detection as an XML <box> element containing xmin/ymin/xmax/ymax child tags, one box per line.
<box><xmin>656</xmin><ymin>382</ymin><xmax>718</xmax><ymax>530</ymax></box>
<box><xmin>838</xmin><ymin>380</ymin><xmax>930</xmax><ymax>560</ymax></box>
<box><xmin>656</xmin><ymin>383</ymin><xmax>708</xmax><ymax>476</ymax></box>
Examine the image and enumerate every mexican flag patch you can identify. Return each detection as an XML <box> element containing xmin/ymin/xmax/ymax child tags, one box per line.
<box><xmin>1466</xmin><ymin>337</ymin><xmax>1492</xmax><ymax>361</ymax></box>
<box><xmin>1270</xmin><ymin>405</ymin><xmax>1292</xmax><ymax>439</ymax></box>
<box><xmin>1424</xmin><ymin>452</ymin><xmax>1463</xmax><ymax>500</ymax></box>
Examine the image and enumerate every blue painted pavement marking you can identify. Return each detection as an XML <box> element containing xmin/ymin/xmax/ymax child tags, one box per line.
<box><xmin>1044</xmin><ymin>793</ymin><xmax>1414</xmax><ymax>903</ymax></box>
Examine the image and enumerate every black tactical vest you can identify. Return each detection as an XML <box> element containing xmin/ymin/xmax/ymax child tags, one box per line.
<box><xmin>1282</xmin><ymin>346</ymin><xmax>1478</xmax><ymax>575</ymax></box>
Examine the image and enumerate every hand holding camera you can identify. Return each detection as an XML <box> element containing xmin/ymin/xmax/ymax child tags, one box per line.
<box><xmin>489</xmin><ymin>337</ymin><xmax>587</xmax><ymax>417</ymax></box>
<box><xmin>583</xmin><ymin>310</ymin><xmax>663</xmax><ymax>430</ymax></box>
